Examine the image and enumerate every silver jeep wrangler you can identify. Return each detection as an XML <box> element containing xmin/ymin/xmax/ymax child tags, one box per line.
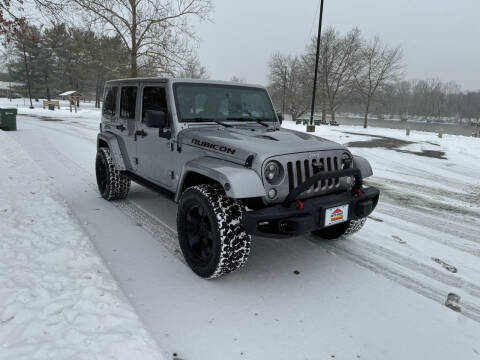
<box><xmin>96</xmin><ymin>78</ymin><xmax>379</xmax><ymax>278</ymax></box>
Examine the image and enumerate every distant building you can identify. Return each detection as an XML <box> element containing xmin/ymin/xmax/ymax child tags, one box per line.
<box><xmin>0</xmin><ymin>81</ymin><xmax>23</xmax><ymax>98</ymax></box>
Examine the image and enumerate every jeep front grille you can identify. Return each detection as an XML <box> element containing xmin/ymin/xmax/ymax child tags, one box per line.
<box><xmin>286</xmin><ymin>156</ymin><xmax>341</xmax><ymax>196</ymax></box>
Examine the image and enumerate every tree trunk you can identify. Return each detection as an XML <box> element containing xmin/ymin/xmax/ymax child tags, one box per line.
<box><xmin>130</xmin><ymin>2</ymin><xmax>138</xmax><ymax>78</ymax></box>
<box><xmin>95</xmin><ymin>77</ymin><xmax>100</xmax><ymax>108</ymax></box>
<box><xmin>321</xmin><ymin>97</ymin><xmax>326</xmax><ymax>124</ymax></box>
<box><xmin>130</xmin><ymin>49</ymin><xmax>137</xmax><ymax>78</ymax></box>
<box><xmin>364</xmin><ymin>101</ymin><xmax>370</xmax><ymax>128</ymax></box>
<box><xmin>45</xmin><ymin>72</ymin><xmax>51</xmax><ymax>101</ymax></box>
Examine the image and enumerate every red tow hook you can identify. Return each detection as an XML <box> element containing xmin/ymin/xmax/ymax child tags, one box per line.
<box><xmin>354</xmin><ymin>188</ymin><xmax>363</xmax><ymax>197</ymax></box>
<box><xmin>296</xmin><ymin>200</ymin><xmax>304</xmax><ymax>210</ymax></box>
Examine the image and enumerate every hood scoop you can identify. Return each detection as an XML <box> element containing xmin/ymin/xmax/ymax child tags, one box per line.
<box><xmin>255</xmin><ymin>135</ymin><xmax>279</xmax><ymax>141</ymax></box>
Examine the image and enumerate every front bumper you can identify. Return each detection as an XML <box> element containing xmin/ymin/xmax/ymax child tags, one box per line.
<box><xmin>243</xmin><ymin>186</ymin><xmax>380</xmax><ymax>238</ymax></box>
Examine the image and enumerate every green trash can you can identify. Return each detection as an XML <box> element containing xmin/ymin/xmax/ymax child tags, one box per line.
<box><xmin>0</xmin><ymin>108</ymin><xmax>17</xmax><ymax>131</ymax></box>
<box><xmin>48</xmin><ymin>104</ymin><xmax>55</xmax><ymax>111</ymax></box>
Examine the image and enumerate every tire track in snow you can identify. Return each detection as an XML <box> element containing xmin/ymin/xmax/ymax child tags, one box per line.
<box><xmin>20</xmin><ymin>119</ymin><xmax>185</xmax><ymax>264</ymax></box>
<box><xmin>375</xmin><ymin>205</ymin><xmax>480</xmax><ymax>256</ymax></box>
<box><xmin>335</xmin><ymin>238</ymin><xmax>480</xmax><ymax>298</ymax></box>
<box><xmin>50</xmin><ymin>143</ymin><xmax>183</xmax><ymax>262</ymax></box>
<box><xmin>312</xmin><ymin>236</ymin><xmax>480</xmax><ymax>323</ymax></box>
<box><xmin>18</xmin><ymin>116</ymin><xmax>98</xmax><ymax>144</ymax></box>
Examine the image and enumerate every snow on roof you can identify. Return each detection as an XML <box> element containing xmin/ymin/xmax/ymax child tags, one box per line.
<box><xmin>59</xmin><ymin>90</ymin><xmax>82</xmax><ymax>96</ymax></box>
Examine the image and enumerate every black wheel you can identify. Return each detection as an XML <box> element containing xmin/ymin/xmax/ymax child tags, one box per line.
<box><xmin>177</xmin><ymin>184</ymin><xmax>251</xmax><ymax>279</ymax></box>
<box><xmin>312</xmin><ymin>218</ymin><xmax>367</xmax><ymax>240</ymax></box>
<box><xmin>95</xmin><ymin>147</ymin><xmax>130</xmax><ymax>201</ymax></box>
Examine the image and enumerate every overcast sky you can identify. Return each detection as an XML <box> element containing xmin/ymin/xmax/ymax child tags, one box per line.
<box><xmin>194</xmin><ymin>0</ymin><xmax>479</xmax><ymax>91</ymax></box>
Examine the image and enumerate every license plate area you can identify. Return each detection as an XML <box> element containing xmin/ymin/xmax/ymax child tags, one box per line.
<box><xmin>324</xmin><ymin>204</ymin><xmax>349</xmax><ymax>227</ymax></box>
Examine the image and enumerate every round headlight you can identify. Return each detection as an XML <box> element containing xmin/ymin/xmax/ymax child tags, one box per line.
<box><xmin>264</xmin><ymin>161</ymin><xmax>284</xmax><ymax>185</ymax></box>
<box><xmin>341</xmin><ymin>153</ymin><xmax>353</xmax><ymax>169</ymax></box>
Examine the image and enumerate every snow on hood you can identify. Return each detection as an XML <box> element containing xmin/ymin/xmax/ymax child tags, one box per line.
<box><xmin>179</xmin><ymin>125</ymin><xmax>347</xmax><ymax>165</ymax></box>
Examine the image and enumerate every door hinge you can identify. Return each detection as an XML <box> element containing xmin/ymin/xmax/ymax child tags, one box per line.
<box><xmin>134</xmin><ymin>157</ymin><xmax>139</xmax><ymax>165</ymax></box>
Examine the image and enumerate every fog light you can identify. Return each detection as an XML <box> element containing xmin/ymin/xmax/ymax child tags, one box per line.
<box><xmin>267</xmin><ymin>189</ymin><xmax>277</xmax><ymax>199</ymax></box>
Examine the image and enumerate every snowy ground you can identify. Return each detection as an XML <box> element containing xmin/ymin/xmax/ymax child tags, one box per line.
<box><xmin>2</xmin><ymin>100</ymin><xmax>480</xmax><ymax>359</ymax></box>
<box><xmin>0</xmin><ymin>129</ymin><xmax>164</xmax><ymax>359</ymax></box>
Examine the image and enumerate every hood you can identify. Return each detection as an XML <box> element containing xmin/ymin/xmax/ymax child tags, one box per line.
<box><xmin>179</xmin><ymin>125</ymin><xmax>347</xmax><ymax>165</ymax></box>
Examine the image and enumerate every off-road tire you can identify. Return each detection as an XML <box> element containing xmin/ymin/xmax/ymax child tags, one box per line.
<box><xmin>177</xmin><ymin>184</ymin><xmax>251</xmax><ymax>279</ymax></box>
<box><xmin>95</xmin><ymin>147</ymin><xmax>130</xmax><ymax>201</ymax></box>
<box><xmin>312</xmin><ymin>217</ymin><xmax>367</xmax><ymax>240</ymax></box>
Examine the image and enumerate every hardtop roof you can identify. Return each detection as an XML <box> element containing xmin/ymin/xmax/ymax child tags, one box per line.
<box><xmin>104</xmin><ymin>77</ymin><xmax>265</xmax><ymax>89</ymax></box>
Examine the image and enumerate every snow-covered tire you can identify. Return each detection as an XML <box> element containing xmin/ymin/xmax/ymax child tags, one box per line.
<box><xmin>312</xmin><ymin>217</ymin><xmax>367</xmax><ymax>240</ymax></box>
<box><xmin>177</xmin><ymin>184</ymin><xmax>251</xmax><ymax>279</ymax></box>
<box><xmin>95</xmin><ymin>147</ymin><xmax>130</xmax><ymax>201</ymax></box>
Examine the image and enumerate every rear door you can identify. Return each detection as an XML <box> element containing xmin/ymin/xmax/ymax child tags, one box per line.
<box><xmin>118</xmin><ymin>85</ymin><xmax>139</xmax><ymax>171</ymax></box>
<box><xmin>135</xmin><ymin>84</ymin><xmax>175</xmax><ymax>189</ymax></box>
<box><xmin>102</xmin><ymin>86</ymin><xmax>119</xmax><ymax>132</ymax></box>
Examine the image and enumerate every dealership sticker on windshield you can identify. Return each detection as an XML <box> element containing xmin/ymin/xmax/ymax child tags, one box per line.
<box><xmin>325</xmin><ymin>205</ymin><xmax>349</xmax><ymax>227</ymax></box>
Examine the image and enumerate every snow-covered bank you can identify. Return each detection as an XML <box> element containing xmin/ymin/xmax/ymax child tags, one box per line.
<box><xmin>0</xmin><ymin>130</ymin><xmax>164</xmax><ymax>360</ymax></box>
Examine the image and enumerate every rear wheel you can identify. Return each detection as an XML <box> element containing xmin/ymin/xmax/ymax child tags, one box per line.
<box><xmin>177</xmin><ymin>184</ymin><xmax>251</xmax><ymax>279</ymax></box>
<box><xmin>95</xmin><ymin>147</ymin><xmax>130</xmax><ymax>200</ymax></box>
<box><xmin>312</xmin><ymin>218</ymin><xmax>367</xmax><ymax>240</ymax></box>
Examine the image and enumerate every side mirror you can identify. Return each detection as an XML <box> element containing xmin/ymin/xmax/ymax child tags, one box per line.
<box><xmin>145</xmin><ymin>110</ymin><xmax>167</xmax><ymax>128</ymax></box>
<box><xmin>277</xmin><ymin>112</ymin><xmax>283</xmax><ymax>123</ymax></box>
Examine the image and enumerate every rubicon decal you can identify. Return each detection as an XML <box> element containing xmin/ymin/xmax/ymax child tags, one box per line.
<box><xmin>191</xmin><ymin>139</ymin><xmax>236</xmax><ymax>155</ymax></box>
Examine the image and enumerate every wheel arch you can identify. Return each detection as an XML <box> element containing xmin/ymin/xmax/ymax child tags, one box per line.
<box><xmin>353</xmin><ymin>155</ymin><xmax>373</xmax><ymax>179</ymax></box>
<box><xmin>175</xmin><ymin>157</ymin><xmax>266</xmax><ymax>203</ymax></box>
<box><xmin>97</xmin><ymin>132</ymin><xmax>126</xmax><ymax>171</ymax></box>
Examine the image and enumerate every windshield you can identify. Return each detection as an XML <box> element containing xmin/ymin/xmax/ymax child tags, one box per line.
<box><xmin>173</xmin><ymin>83</ymin><xmax>276</xmax><ymax>123</ymax></box>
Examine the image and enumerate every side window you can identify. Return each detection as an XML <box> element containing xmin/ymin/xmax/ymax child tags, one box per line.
<box><xmin>103</xmin><ymin>87</ymin><xmax>117</xmax><ymax>117</ymax></box>
<box><xmin>142</xmin><ymin>87</ymin><xmax>167</xmax><ymax>122</ymax></box>
<box><xmin>120</xmin><ymin>86</ymin><xmax>137</xmax><ymax>119</ymax></box>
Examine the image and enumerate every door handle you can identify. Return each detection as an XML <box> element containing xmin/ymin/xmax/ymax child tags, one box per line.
<box><xmin>116</xmin><ymin>124</ymin><xmax>126</xmax><ymax>132</ymax></box>
<box><xmin>135</xmin><ymin>129</ymin><xmax>147</xmax><ymax>140</ymax></box>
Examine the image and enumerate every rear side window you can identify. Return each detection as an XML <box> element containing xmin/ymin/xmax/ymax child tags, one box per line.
<box><xmin>120</xmin><ymin>86</ymin><xmax>137</xmax><ymax>119</ymax></box>
<box><xmin>103</xmin><ymin>87</ymin><xmax>117</xmax><ymax>116</ymax></box>
<box><xmin>142</xmin><ymin>87</ymin><xmax>167</xmax><ymax>121</ymax></box>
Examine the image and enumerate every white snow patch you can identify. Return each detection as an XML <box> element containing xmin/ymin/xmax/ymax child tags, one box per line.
<box><xmin>0</xmin><ymin>130</ymin><xmax>164</xmax><ymax>360</ymax></box>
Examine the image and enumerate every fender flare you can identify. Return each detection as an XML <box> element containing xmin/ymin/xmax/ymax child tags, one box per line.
<box><xmin>97</xmin><ymin>132</ymin><xmax>127</xmax><ymax>171</ymax></box>
<box><xmin>175</xmin><ymin>157</ymin><xmax>266</xmax><ymax>202</ymax></box>
<box><xmin>353</xmin><ymin>155</ymin><xmax>373</xmax><ymax>179</ymax></box>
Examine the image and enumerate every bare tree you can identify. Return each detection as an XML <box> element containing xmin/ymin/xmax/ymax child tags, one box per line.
<box><xmin>230</xmin><ymin>76</ymin><xmax>246</xmax><ymax>83</ymax></box>
<box><xmin>68</xmin><ymin>0</ymin><xmax>212</xmax><ymax>77</ymax></box>
<box><xmin>0</xmin><ymin>0</ymin><xmax>63</xmax><ymax>41</ymax></box>
<box><xmin>307</xmin><ymin>27</ymin><xmax>363</xmax><ymax>124</ymax></box>
<box><xmin>268</xmin><ymin>53</ymin><xmax>311</xmax><ymax>122</ymax></box>
<box><xmin>354</xmin><ymin>37</ymin><xmax>403</xmax><ymax>128</ymax></box>
<box><xmin>177</xmin><ymin>54</ymin><xmax>209</xmax><ymax>79</ymax></box>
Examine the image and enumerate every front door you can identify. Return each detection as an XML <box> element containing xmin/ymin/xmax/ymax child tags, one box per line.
<box><xmin>135</xmin><ymin>85</ymin><xmax>174</xmax><ymax>188</ymax></box>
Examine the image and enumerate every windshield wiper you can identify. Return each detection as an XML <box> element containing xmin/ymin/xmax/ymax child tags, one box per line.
<box><xmin>184</xmin><ymin>117</ymin><xmax>232</xmax><ymax>128</ymax></box>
